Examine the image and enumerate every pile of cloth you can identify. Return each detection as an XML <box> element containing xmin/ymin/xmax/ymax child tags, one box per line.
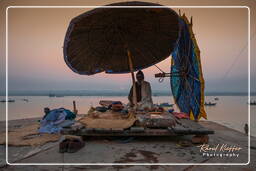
<box><xmin>79</xmin><ymin>100</ymin><xmax>190</xmax><ymax>130</ymax></box>
<box><xmin>172</xmin><ymin>112</ymin><xmax>190</xmax><ymax>119</ymax></box>
<box><xmin>39</xmin><ymin>108</ymin><xmax>76</xmax><ymax>134</ymax></box>
<box><xmin>98</xmin><ymin>100</ymin><xmax>125</xmax><ymax>112</ymax></box>
<box><xmin>79</xmin><ymin>101</ymin><xmax>136</xmax><ymax>129</ymax></box>
<box><xmin>135</xmin><ymin>112</ymin><xmax>177</xmax><ymax>128</ymax></box>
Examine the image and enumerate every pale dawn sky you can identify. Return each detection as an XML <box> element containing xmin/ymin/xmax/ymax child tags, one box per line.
<box><xmin>0</xmin><ymin>0</ymin><xmax>255</xmax><ymax>93</ymax></box>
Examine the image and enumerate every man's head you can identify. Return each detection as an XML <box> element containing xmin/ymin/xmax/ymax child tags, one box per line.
<box><xmin>44</xmin><ymin>107</ymin><xmax>50</xmax><ymax>114</ymax></box>
<box><xmin>136</xmin><ymin>70</ymin><xmax>144</xmax><ymax>83</ymax></box>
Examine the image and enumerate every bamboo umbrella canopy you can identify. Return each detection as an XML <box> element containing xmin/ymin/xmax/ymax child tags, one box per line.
<box><xmin>64</xmin><ymin>1</ymin><xmax>180</xmax><ymax>107</ymax></box>
<box><xmin>63</xmin><ymin>1</ymin><xmax>180</xmax><ymax>75</ymax></box>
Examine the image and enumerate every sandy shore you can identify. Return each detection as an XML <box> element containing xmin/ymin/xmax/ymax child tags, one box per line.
<box><xmin>0</xmin><ymin>118</ymin><xmax>256</xmax><ymax>170</ymax></box>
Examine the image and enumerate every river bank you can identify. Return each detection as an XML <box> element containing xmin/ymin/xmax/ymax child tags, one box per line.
<box><xmin>0</xmin><ymin>117</ymin><xmax>255</xmax><ymax>170</ymax></box>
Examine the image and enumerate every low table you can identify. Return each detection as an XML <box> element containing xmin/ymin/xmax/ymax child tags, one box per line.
<box><xmin>61</xmin><ymin>118</ymin><xmax>214</xmax><ymax>137</ymax></box>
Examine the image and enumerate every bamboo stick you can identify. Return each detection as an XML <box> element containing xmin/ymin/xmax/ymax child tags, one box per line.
<box><xmin>127</xmin><ymin>50</ymin><xmax>137</xmax><ymax>109</ymax></box>
<box><xmin>73</xmin><ymin>100</ymin><xmax>78</xmax><ymax>114</ymax></box>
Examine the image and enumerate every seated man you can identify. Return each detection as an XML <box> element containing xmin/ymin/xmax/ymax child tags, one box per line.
<box><xmin>128</xmin><ymin>70</ymin><xmax>153</xmax><ymax>110</ymax></box>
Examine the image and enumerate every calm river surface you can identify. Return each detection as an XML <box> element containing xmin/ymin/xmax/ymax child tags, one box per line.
<box><xmin>0</xmin><ymin>95</ymin><xmax>255</xmax><ymax>136</ymax></box>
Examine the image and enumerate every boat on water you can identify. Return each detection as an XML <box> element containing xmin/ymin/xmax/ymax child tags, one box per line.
<box><xmin>22</xmin><ymin>98</ymin><xmax>29</xmax><ymax>102</ymax></box>
<box><xmin>248</xmin><ymin>101</ymin><xmax>256</xmax><ymax>105</ymax></box>
<box><xmin>204</xmin><ymin>102</ymin><xmax>216</xmax><ymax>106</ymax></box>
<box><xmin>0</xmin><ymin>99</ymin><xmax>15</xmax><ymax>103</ymax></box>
<box><xmin>49</xmin><ymin>94</ymin><xmax>64</xmax><ymax>97</ymax></box>
<box><xmin>214</xmin><ymin>97</ymin><xmax>219</xmax><ymax>101</ymax></box>
<box><xmin>49</xmin><ymin>94</ymin><xmax>55</xmax><ymax>97</ymax></box>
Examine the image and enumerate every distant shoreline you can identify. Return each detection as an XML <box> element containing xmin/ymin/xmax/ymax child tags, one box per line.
<box><xmin>0</xmin><ymin>90</ymin><xmax>255</xmax><ymax>97</ymax></box>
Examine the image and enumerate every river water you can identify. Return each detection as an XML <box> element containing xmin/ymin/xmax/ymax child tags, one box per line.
<box><xmin>0</xmin><ymin>95</ymin><xmax>255</xmax><ymax>136</ymax></box>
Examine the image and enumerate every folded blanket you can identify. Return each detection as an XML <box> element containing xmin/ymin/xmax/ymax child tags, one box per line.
<box><xmin>79</xmin><ymin>112</ymin><xmax>136</xmax><ymax>129</ymax></box>
<box><xmin>0</xmin><ymin>123</ymin><xmax>60</xmax><ymax>146</ymax></box>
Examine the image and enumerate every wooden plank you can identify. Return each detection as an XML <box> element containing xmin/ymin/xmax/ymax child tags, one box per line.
<box><xmin>61</xmin><ymin>119</ymin><xmax>214</xmax><ymax>136</ymax></box>
<box><xmin>172</xmin><ymin>119</ymin><xmax>214</xmax><ymax>135</ymax></box>
<box><xmin>61</xmin><ymin>127</ymin><xmax>177</xmax><ymax>136</ymax></box>
<box><xmin>178</xmin><ymin>119</ymin><xmax>205</xmax><ymax>129</ymax></box>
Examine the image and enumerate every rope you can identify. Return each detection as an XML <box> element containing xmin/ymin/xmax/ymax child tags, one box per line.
<box><xmin>220</xmin><ymin>32</ymin><xmax>256</xmax><ymax>82</ymax></box>
<box><xmin>154</xmin><ymin>64</ymin><xmax>166</xmax><ymax>83</ymax></box>
<box><xmin>154</xmin><ymin>64</ymin><xmax>165</xmax><ymax>73</ymax></box>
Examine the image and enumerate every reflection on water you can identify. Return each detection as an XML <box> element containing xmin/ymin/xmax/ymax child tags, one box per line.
<box><xmin>0</xmin><ymin>96</ymin><xmax>255</xmax><ymax>136</ymax></box>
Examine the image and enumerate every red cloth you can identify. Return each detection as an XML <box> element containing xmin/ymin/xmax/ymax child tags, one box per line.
<box><xmin>173</xmin><ymin>112</ymin><xmax>190</xmax><ymax>119</ymax></box>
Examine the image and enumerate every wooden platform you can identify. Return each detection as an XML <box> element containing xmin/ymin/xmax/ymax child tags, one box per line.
<box><xmin>61</xmin><ymin>119</ymin><xmax>214</xmax><ymax>136</ymax></box>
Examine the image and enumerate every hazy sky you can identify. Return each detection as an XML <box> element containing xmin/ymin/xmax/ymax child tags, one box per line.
<box><xmin>0</xmin><ymin>0</ymin><xmax>255</xmax><ymax>93</ymax></box>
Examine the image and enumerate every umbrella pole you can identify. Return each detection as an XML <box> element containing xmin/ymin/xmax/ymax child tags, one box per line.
<box><xmin>127</xmin><ymin>50</ymin><xmax>138</xmax><ymax>109</ymax></box>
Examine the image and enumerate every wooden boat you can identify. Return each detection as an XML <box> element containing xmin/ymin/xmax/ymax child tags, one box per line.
<box><xmin>49</xmin><ymin>94</ymin><xmax>55</xmax><ymax>97</ymax></box>
<box><xmin>204</xmin><ymin>102</ymin><xmax>216</xmax><ymax>106</ymax></box>
<box><xmin>0</xmin><ymin>99</ymin><xmax>15</xmax><ymax>103</ymax></box>
<box><xmin>22</xmin><ymin>99</ymin><xmax>29</xmax><ymax>102</ymax></box>
<box><xmin>49</xmin><ymin>94</ymin><xmax>64</xmax><ymax>97</ymax></box>
<box><xmin>248</xmin><ymin>101</ymin><xmax>256</xmax><ymax>105</ymax></box>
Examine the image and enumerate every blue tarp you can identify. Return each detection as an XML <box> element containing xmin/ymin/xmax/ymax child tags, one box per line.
<box><xmin>39</xmin><ymin>108</ymin><xmax>76</xmax><ymax>134</ymax></box>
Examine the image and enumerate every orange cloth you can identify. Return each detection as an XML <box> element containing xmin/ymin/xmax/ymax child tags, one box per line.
<box><xmin>173</xmin><ymin>112</ymin><xmax>189</xmax><ymax>119</ymax></box>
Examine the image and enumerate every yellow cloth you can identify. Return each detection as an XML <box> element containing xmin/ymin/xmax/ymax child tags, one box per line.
<box><xmin>0</xmin><ymin>123</ymin><xmax>60</xmax><ymax>146</ymax></box>
<box><xmin>79</xmin><ymin>112</ymin><xmax>137</xmax><ymax>129</ymax></box>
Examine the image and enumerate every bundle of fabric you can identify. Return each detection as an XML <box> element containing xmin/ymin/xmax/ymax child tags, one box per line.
<box><xmin>79</xmin><ymin>111</ymin><xmax>136</xmax><ymax>129</ymax></box>
<box><xmin>39</xmin><ymin>108</ymin><xmax>76</xmax><ymax>134</ymax></box>
<box><xmin>111</xmin><ymin>101</ymin><xmax>124</xmax><ymax>111</ymax></box>
<box><xmin>99</xmin><ymin>100</ymin><xmax>124</xmax><ymax>112</ymax></box>
<box><xmin>135</xmin><ymin>112</ymin><xmax>177</xmax><ymax>128</ymax></box>
<box><xmin>99</xmin><ymin>100</ymin><xmax>113</xmax><ymax>107</ymax></box>
<box><xmin>172</xmin><ymin>112</ymin><xmax>190</xmax><ymax>119</ymax></box>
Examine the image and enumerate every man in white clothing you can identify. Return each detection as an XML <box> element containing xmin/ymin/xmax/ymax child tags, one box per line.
<box><xmin>128</xmin><ymin>70</ymin><xmax>153</xmax><ymax>110</ymax></box>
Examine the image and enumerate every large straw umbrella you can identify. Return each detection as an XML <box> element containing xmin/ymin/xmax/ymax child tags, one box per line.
<box><xmin>63</xmin><ymin>1</ymin><xmax>180</xmax><ymax>107</ymax></box>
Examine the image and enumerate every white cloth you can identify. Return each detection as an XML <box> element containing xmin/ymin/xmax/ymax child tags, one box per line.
<box><xmin>138</xmin><ymin>81</ymin><xmax>153</xmax><ymax>109</ymax></box>
<box><xmin>129</xmin><ymin>80</ymin><xmax>153</xmax><ymax>110</ymax></box>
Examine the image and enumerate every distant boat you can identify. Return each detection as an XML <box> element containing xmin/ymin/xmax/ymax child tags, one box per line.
<box><xmin>204</xmin><ymin>102</ymin><xmax>216</xmax><ymax>106</ymax></box>
<box><xmin>49</xmin><ymin>94</ymin><xmax>55</xmax><ymax>97</ymax></box>
<box><xmin>0</xmin><ymin>99</ymin><xmax>15</xmax><ymax>103</ymax></box>
<box><xmin>248</xmin><ymin>101</ymin><xmax>256</xmax><ymax>105</ymax></box>
<box><xmin>49</xmin><ymin>94</ymin><xmax>64</xmax><ymax>97</ymax></box>
<box><xmin>214</xmin><ymin>97</ymin><xmax>219</xmax><ymax>101</ymax></box>
<box><xmin>22</xmin><ymin>98</ymin><xmax>29</xmax><ymax>102</ymax></box>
